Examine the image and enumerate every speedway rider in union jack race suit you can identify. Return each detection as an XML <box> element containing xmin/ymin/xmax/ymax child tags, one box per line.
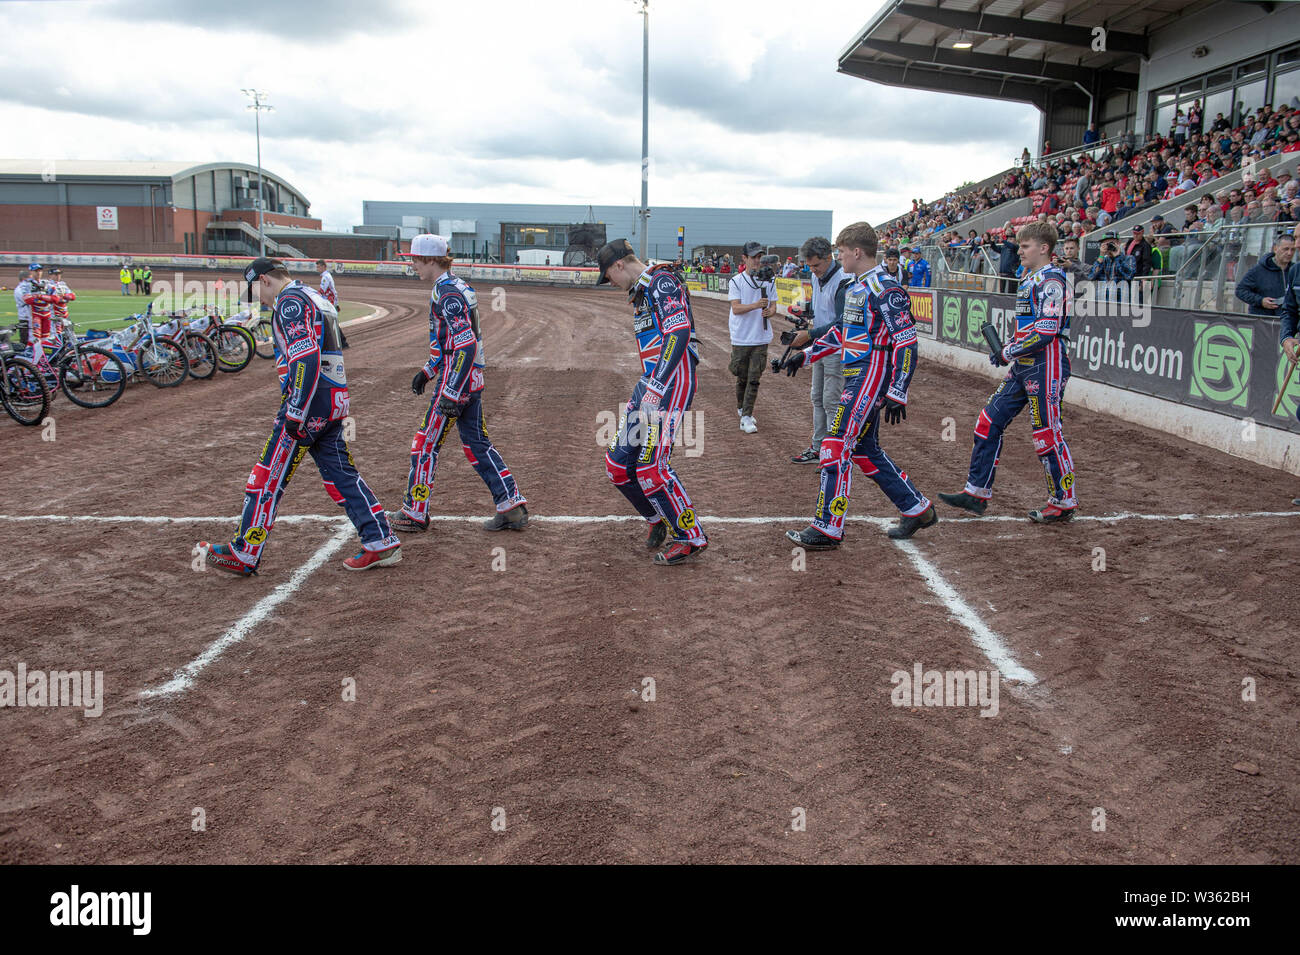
<box><xmin>597</xmin><ymin>238</ymin><xmax>708</xmax><ymax>566</ymax></box>
<box><xmin>200</xmin><ymin>257</ymin><xmax>401</xmax><ymax>575</ymax></box>
<box><xmin>781</xmin><ymin>222</ymin><xmax>937</xmax><ymax>548</ymax></box>
<box><xmin>940</xmin><ymin>220</ymin><xmax>1077</xmax><ymax>524</ymax></box>
<box><xmin>391</xmin><ymin>233</ymin><xmax>528</xmax><ymax>533</ymax></box>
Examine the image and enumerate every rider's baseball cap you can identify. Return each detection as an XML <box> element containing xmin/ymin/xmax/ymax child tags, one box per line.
<box><xmin>595</xmin><ymin>238</ymin><xmax>635</xmax><ymax>285</ymax></box>
<box><xmin>244</xmin><ymin>256</ymin><xmax>284</xmax><ymax>301</ymax></box>
<box><xmin>741</xmin><ymin>241</ymin><xmax>764</xmax><ymax>257</ymax></box>
<box><xmin>403</xmin><ymin>234</ymin><xmax>450</xmax><ymax>257</ymax></box>
<box><xmin>27</xmin><ymin>262</ymin><xmax>42</xmax><ymax>271</ymax></box>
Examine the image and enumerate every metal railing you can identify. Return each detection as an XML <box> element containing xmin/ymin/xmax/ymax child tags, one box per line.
<box><xmin>917</xmin><ymin>221</ymin><xmax>1297</xmax><ymax>315</ymax></box>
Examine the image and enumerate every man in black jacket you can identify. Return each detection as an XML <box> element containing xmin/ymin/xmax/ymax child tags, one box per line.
<box><xmin>1237</xmin><ymin>233</ymin><xmax>1294</xmax><ymax>316</ymax></box>
<box><xmin>994</xmin><ymin>223</ymin><xmax>1020</xmax><ymax>292</ymax></box>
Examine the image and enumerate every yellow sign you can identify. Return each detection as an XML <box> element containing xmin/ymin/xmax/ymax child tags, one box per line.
<box><xmin>773</xmin><ymin>278</ymin><xmax>808</xmax><ymax>309</ymax></box>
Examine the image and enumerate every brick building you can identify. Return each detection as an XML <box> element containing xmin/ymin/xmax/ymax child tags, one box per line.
<box><xmin>0</xmin><ymin>159</ymin><xmax>330</xmax><ymax>257</ymax></box>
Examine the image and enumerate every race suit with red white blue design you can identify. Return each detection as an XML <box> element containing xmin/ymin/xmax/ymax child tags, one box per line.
<box><xmin>801</xmin><ymin>263</ymin><xmax>930</xmax><ymax>538</ymax></box>
<box><xmin>963</xmin><ymin>262</ymin><xmax>1076</xmax><ymax>508</ymax></box>
<box><xmin>605</xmin><ymin>265</ymin><xmax>706</xmax><ymax>545</ymax></box>
<box><xmin>231</xmin><ymin>280</ymin><xmax>397</xmax><ymax>568</ymax></box>
<box><xmin>402</xmin><ymin>272</ymin><xmax>524</xmax><ymax>524</ymax></box>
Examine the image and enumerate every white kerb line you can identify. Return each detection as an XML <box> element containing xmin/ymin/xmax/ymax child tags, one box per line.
<box><xmin>2</xmin><ymin>510</ymin><xmax>1299</xmax><ymax>526</ymax></box>
<box><xmin>138</xmin><ymin>523</ymin><xmax>353</xmax><ymax>700</ymax></box>
<box><xmin>891</xmin><ymin>538</ymin><xmax>1038</xmax><ymax>685</ymax></box>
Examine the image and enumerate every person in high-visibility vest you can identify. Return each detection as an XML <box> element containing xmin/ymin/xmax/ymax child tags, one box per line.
<box><xmin>119</xmin><ymin>265</ymin><xmax>132</xmax><ymax>295</ymax></box>
<box><xmin>132</xmin><ymin>266</ymin><xmax>144</xmax><ymax>293</ymax></box>
<box><xmin>143</xmin><ymin>266</ymin><xmax>153</xmax><ymax>295</ymax></box>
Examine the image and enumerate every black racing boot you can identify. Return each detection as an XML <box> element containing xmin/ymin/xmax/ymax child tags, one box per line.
<box><xmin>645</xmin><ymin>518</ymin><xmax>669</xmax><ymax>550</ymax></box>
<box><xmin>390</xmin><ymin>511</ymin><xmax>430</xmax><ymax>533</ymax></box>
<box><xmin>938</xmin><ymin>491</ymin><xmax>988</xmax><ymax>516</ymax></box>
<box><xmin>483</xmin><ymin>504</ymin><xmax>528</xmax><ymax>531</ymax></box>
<box><xmin>785</xmin><ymin>526</ymin><xmax>841</xmax><ymax>550</ymax></box>
<box><xmin>887</xmin><ymin>506</ymin><xmax>938</xmax><ymax>540</ymax></box>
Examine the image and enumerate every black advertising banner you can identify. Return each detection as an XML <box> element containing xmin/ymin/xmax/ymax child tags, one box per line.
<box><xmin>933</xmin><ymin>289</ymin><xmax>1300</xmax><ymax>435</ymax></box>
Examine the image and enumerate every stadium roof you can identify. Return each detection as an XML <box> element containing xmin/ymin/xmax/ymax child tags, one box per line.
<box><xmin>838</xmin><ymin>0</ymin><xmax>1215</xmax><ymax>107</ymax></box>
<box><xmin>0</xmin><ymin>159</ymin><xmax>306</xmax><ymax>195</ymax></box>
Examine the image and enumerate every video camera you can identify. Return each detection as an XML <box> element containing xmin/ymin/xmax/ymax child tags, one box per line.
<box><xmin>771</xmin><ymin>310</ymin><xmax>812</xmax><ymax>372</ymax></box>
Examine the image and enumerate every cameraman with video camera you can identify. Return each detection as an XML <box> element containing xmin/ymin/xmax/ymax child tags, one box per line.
<box><xmin>729</xmin><ymin>241</ymin><xmax>776</xmax><ymax>434</ymax></box>
<box><xmin>785</xmin><ymin>236</ymin><xmax>854</xmax><ymax>464</ymax></box>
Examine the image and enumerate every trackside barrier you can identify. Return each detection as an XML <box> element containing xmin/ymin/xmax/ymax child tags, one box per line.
<box><xmin>0</xmin><ymin>252</ymin><xmax>602</xmax><ymax>288</ymax></box>
<box><xmin>928</xmin><ymin>287</ymin><xmax>1300</xmax><ymax>439</ymax></box>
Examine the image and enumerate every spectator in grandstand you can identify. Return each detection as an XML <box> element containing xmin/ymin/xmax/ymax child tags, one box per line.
<box><xmin>907</xmin><ymin>248</ymin><xmax>931</xmax><ymax>288</ymax></box>
<box><xmin>1235</xmin><ymin>232</ymin><xmax>1294</xmax><ymax>315</ymax></box>
<box><xmin>1021</xmin><ymin>147</ymin><xmax>1032</xmax><ymax>166</ymax></box>
<box><xmin>1082</xmin><ymin>123</ymin><xmax>1099</xmax><ymax>146</ymax></box>
<box><xmin>1212</xmin><ymin>112</ymin><xmax>1230</xmax><ymax>132</ymax></box>
<box><xmin>1152</xmin><ymin>235</ymin><xmax>1175</xmax><ymax>274</ymax></box>
<box><xmin>1089</xmin><ymin>234</ymin><xmax>1136</xmax><ymax>305</ymax></box>
<box><xmin>1054</xmin><ymin>237</ymin><xmax>1087</xmax><ymax>286</ymax></box>
<box><xmin>1125</xmin><ymin>224</ymin><xmax>1154</xmax><ymax>276</ymax></box>
<box><xmin>992</xmin><ymin>226</ymin><xmax>1019</xmax><ymax>293</ymax></box>
<box><xmin>1125</xmin><ymin>224</ymin><xmax>1154</xmax><ymax>301</ymax></box>
<box><xmin>1149</xmin><ymin>213</ymin><xmax>1177</xmax><ymax>242</ymax></box>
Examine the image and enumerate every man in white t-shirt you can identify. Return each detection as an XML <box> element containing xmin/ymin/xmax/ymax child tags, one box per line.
<box><xmin>317</xmin><ymin>259</ymin><xmax>349</xmax><ymax>348</ymax></box>
<box><xmin>728</xmin><ymin>241</ymin><xmax>776</xmax><ymax>433</ymax></box>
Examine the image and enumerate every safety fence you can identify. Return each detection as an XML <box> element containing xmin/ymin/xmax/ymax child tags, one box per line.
<box><xmin>913</xmin><ymin>285</ymin><xmax>1300</xmax><ymax>435</ymax></box>
<box><xmin>0</xmin><ymin>252</ymin><xmax>603</xmax><ymax>288</ymax></box>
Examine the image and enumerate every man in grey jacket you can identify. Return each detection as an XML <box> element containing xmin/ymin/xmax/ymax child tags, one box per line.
<box><xmin>788</xmin><ymin>237</ymin><xmax>853</xmax><ymax>464</ymax></box>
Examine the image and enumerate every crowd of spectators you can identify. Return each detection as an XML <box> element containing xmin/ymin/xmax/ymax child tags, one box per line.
<box><xmin>876</xmin><ymin>102</ymin><xmax>1300</xmax><ymax>271</ymax></box>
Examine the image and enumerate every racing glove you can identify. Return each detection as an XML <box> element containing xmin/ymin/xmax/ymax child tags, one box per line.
<box><xmin>412</xmin><ymin>368</ymin><xmax>431</xmax><ymax>395</ymax></box>
<box><xmin>286</xmin><ymin>416</ymin><xmax>310</xmax><ymax>443</ymax></box>
<box><xmin>637</xmin><ymin>376</ymin><xmax>668</xmax><ymax>416</ymax></box>
<box><xmin>989</xmin><ymin>345</ymin><xmax>1010</xmax><ymax>367</ymax></box>
<box><xmin>883</xmin><ymin>399</ymin><xmax>907</xmax><ymax>426</ymax></box>
<box><xmin>782</xmin><ymin>351</ymin><xmax>806</xmax><ymax>376</ymax></box>
<box><xmin>437</xmin><ymin>394</ymin><xmax>462</xmax><ymax>418</ymax></box>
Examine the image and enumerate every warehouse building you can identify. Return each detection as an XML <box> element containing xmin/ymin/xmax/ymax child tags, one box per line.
<box><xmin>360</xmin><ymin>200</ymin><xmax>833</xmax><ymax>264</ymax></box>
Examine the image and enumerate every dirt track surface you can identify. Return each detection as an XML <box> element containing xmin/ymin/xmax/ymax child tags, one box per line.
<box><xmin>2</xmin><ymin>275</ymin><xmax>1298</xmax><ymax>864</ymax></box>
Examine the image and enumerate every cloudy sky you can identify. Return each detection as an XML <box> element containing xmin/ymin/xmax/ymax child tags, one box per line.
<box><xmin>0</xmin><ymin>0</ymin><xmax>1038</xmax><ymax>233</ymax></box>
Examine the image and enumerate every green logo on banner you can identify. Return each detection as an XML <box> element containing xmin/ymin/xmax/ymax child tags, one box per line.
<box><xmin>966</xmin><ymin>297</ymin><xmax>987</xmax><ymax>346</ymax></box>
<box><xmin>942</xmin><ymin>295</ymin><xmax>961</xmax><ymax>341</ymax></box>
<box><xmin>1190</xmin><ymin>321</ymin><xmax>1252</xmax><ymax>408</ymax></box>
<box><xmin>1274</xmin><ymin>353</ymin><xmax>1300</xmax><ymax>419</ymax></box>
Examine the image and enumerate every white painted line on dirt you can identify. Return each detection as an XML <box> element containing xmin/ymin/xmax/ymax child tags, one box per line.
<box><xmin>0</xmin><ymin>514</ymin><xmax>342</xmax><ymax>525</ymax></box>
<box><xmin>3</xmin><ymin>510</ymin><xmax>1298</xmax><ymax>526</ymax></box>
<box><xmin>138</xmin><ymin>524</ymin><xmax>354</xmax><ymax>701</ymax></box>
<box><xmin>891</xmin><ymin>539</ymin><xmax>1038</xmax><ymax>686</ymax></box>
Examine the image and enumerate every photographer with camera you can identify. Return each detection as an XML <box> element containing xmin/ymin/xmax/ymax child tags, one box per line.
<box><xmin>1088</xmin><ymin>232</ymin><xmax>1136</xmax><ymax>307</ymax></box>
<box><xmin>728</xmin><ymin>241</ymin><xmax>776</xmax><ymax>434</ymax></box>
<box><xmin>785</xmin><ymin>236</ymin><xmax>854</xmax><ymax>464</ymax></box>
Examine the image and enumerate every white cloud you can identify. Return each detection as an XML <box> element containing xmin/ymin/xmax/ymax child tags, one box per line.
<box><xmin>0</xmin><ymin>0</ymin><xmax>1039</xmax><ymax>234</ymax></box>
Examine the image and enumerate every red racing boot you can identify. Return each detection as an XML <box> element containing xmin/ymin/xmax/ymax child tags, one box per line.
<box><xmin>654</xmin><ymin>539</ymin><xmax>707</xmax><ymax>566</ymax></box>
<box><xmin>1028</xmin><ymin>503</ymin><xmax>1076</xmax><ymax>524</ymax></box>
<box><xmin>343</xmin><ymin>543</ymin><xmax>402</xmax><ymax>571</ymax></box>
<box><xmin>199</xmin><ymin>541</ymin><xmax>257</xmax><ymax>576</ymax></box>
